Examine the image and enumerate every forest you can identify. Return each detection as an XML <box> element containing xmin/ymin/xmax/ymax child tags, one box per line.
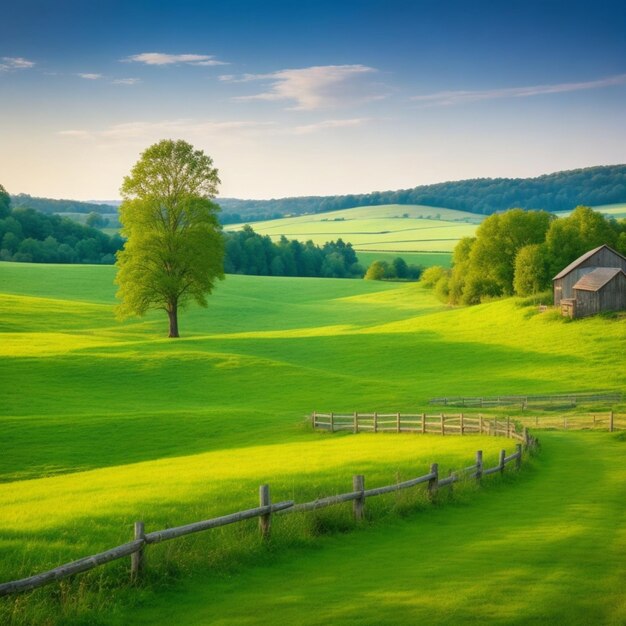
<box><xmin>10</xmin><ymin>164</ymin><xmax>626</xmax><ymax>225</ymax></box>
<box><xmin>217</xmin><ymin>164</ymin><xmax>626</xmax><ymax>219</ymax></box>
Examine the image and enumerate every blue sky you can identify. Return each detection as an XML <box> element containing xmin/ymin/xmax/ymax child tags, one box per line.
<box><xmin>1</xmin><ymin>0</ymin><xmax>625</xmax><ymax>200</ymax></box>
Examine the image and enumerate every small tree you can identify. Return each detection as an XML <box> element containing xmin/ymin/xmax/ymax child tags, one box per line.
<box><xmin>115</xmin><ymin>140</ymin><xmax>224</xmax><ymax>337</ymax></box>
<box><xmin>513</xmin><ymin>243</ymin><xmax>549</xmax><ymax>296</ymax></box>
<box><xmin>365</xmin><ymin>260</ymin><xmax>388</xmax><ymax>280</ymax></box>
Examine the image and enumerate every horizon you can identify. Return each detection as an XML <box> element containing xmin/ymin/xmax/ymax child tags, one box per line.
<box><xmin>2</xmin><ymin>0</ymin><xmax>626</xmax><ymax>201</ymax></box>
<box><xmin>7</xmin><ymin>162</ymin><xmax>626</xmax><ymax>205</ymax></box>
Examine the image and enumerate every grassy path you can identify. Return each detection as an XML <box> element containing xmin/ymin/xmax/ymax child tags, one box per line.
<box><xmin>119</xmin><ymin>432</ymin><xmax>626</xmax><ymax>626</ymax></box>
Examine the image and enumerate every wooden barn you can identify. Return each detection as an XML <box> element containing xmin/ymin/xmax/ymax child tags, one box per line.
<box><xmin>553</xmin><ymin>245</ymin><xmax>626</xmax><ymax>318</ymax></box>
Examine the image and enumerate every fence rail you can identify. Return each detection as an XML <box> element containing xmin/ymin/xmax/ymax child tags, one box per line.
<box><xmin>428</xmin><ymin>391</ymin><xmax>622</xmax><ymax>409</ymax></box>
<box><xmin>0</xmin><ymin>417</ymin><xmax>539</xmax><ymax>598</ymax></box>
<box><xmin>312</xmin><ymin>411</ymin><xmax>624</xmax><ymax>434</ymax></box>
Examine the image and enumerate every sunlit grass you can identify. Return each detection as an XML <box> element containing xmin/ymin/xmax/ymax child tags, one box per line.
<box><xmin>0</xmin><ymin>261</ymin><xmax>625</xmax><ymax>624</ymax></box>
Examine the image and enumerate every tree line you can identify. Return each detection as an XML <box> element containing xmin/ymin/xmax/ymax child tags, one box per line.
<box><xmin>217</xmin><ymin>164</ymin><xmax>626</xmax><ymax>218</ymax></box>
<box><xmin>224</xmin><ymin>225</ymin><xmax>364</xmax><ymax>278</ymax></box>
<box><xmin>421</xmin><ymin>206</ymin><xmax>626</xmax><ymax>304</ymax></box>
<box><xmin>9</xmin><ymin>164</ymin><xmax>626</xmax><ymax>227</ymax></box>
<box><xmin>0</xmin><ymin>184</ymin><xmax>372</xmax><ymax>278</ymax></box>
<box><xmin>0</xmin><ymin>186</ymin><xmax>123</xmax><ymax>264</ymax></box>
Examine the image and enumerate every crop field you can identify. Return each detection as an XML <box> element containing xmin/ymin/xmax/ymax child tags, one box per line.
<box><xmin>1</xmin><ymin>262</ymin><xmax>625</xmax><ymax>625</ymax></box>
<box><xmin>224</xmin><ymin>204</ymin><xmax>482</xmax><ymax>254</ymax></box>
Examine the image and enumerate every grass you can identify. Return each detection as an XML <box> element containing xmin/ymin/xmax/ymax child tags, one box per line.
<box><xmin>0</xmin><ymin>261</ymin><xmax>625</xmax><ymax>624</ymax></box>
<box><xmin>114</xmin><ymin>432</ymin><xmax>626</xmax><ymax>626</ymax></box>
<box><xmin>224</xmin><ymin>204</ymin><xmax>481</xmax><ymax>254</ymax></box>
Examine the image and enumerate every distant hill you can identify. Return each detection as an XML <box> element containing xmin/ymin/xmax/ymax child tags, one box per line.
<box><xmin>219</xmin><ymin>164</ymin><xmax>626</xmax><ymax>220</ymax></box>
<box><xmin>8</xmin><ymin>164</ymin><xmax>626</xmax><ymax>223</ymax></box>
<box><xmin>10</xmin><ymin>194</ymin><xmax>116</xmax><ymax>215</ymax></box>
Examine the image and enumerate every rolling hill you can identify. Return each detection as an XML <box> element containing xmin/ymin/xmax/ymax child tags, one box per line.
<box><xmin>1</xmin><ymin>262</ymin><xmax>625</xmax><ymax>624</ymax></box>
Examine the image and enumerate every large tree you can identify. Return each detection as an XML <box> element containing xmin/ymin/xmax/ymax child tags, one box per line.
<box><xmin>115</xmin><ymin>140</ymin><xmax>224</xmax><ymax>337</ymax></box>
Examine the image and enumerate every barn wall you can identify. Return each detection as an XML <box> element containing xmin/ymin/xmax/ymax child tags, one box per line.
<box><xmin>573</xmin><ymin>290</ymin><xmax>599</xmax><ymax>318</ymax></box>
<box><xmin>598</xmin><ymin>273</ymin><xmax>626</xmax><ymax>312</ymax></box>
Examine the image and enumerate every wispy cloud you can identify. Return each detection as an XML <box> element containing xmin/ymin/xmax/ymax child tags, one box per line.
<box><xmin>412</xmin><ymin>73</ymin><xmax>626</xmax><ymax>106</ymax></box>
<box><xmin>290</xmin><ymin>118</ymin><xmax>370</xmax><ymax>135</ymax></box>
<box><xmin>57</xmin><ymin>116</ymin><xmax>367</xmax><ymax>144</ymax></box>
<box><xmin>123</xmin><ymin>52</ymin><xmax>227</xmax><ymax>66</ymax></box>
<box><xmin>58</xmin><ymin>119</ymin><xmax>273</xmax><ymax>142</ymax></box>
<box><xmin>112</xmin><ymin>78</ymin><xmax>140</xmax><ymax>86</ymax></box>
<box><xmin>77</xmin><ymin>73</ymin><xmax>102</xmax><ymax>80</ymax></box>
<box><xmin>222</xmin><ymin>64</ymin><xmax>382</xmax><ymax>110</ymax></box>
<box><xmin>0</xmin><ymin>57</ymin><xmax>35</xmax><ymax>71</ymax></box>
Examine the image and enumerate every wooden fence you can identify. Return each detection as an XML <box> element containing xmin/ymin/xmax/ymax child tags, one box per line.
<box><xmin>312</xmin><ymin>411</ymin><xmax>625</xmax><ymax>434</ymax></box>
<box><xmin>517</xmin><ymin>411</ymin><xmax>625</xmax><ymax>431</ymax></box>
<box><xmin>0</xmin><ymin>423</ymin><xmax>538</xmax><ymax>598</ymax></box>
<box><xmin>428</xmin><ymin>391</ymin><xmax>622</xmax><ymax>409</ymax></box>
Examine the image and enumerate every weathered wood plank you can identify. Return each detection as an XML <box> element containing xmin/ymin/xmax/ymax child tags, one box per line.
<box><xmin>144</xmin><ymin>501</ymin><xmax>294</xmax><ymax>544</ymax></box>
<box><xmin>0</xmin><ymin>539</ymin><xmax>145</xmax><ymax>596</ymax></box>
<box><xmin>363</xmin><ymin>472</ymin><xmax>435</xmax><ymax>497</ymax></box>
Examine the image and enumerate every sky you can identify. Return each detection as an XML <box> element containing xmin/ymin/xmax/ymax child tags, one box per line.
<box><xmin>1</xmin><ymin>0</ymin><xmax>626</xmax><ymax>201</ymax></box>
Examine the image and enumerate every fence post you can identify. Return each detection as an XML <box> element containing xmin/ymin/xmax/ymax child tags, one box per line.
<box><xmin>312</xmin><ymin>411</ymin><xmax>316</xmax><ymax>429</ymax></box>
<box><xmin>506</xmin><ymin>416</ymin><xmax>510</xmax><ymax>437</ymax></box>
<box><xmin>440</xmin><ymin>413</ymin><xmax>445</xmax><ymax>436</ymax></box>
<box><xmin>460</xmin><ymin>413</ymin><xmax>464</xmax><ymax>435</ymax></box>
<box><xmin>353</xmin><ymin>411</ymin><xmax>358</xmax><ymax>434</ymax></box>
<box><xmin>428</xmin><ymin>463</ymin><xmax>439</xmax><ymax>501</ymax></box>
<box><xmin>609</xmin><ymin>410</ymin><xmax>614</xmax><ymax>432</ymax></box>
<box><xmin>523</xmin><ymin>427</ymin><xmax>529</xmax><ymax>447</ymax></box>
<box><xmin>499</xmin><ymin>450</ymin><xmax>506</xmax><ymax>474</ymax></box>
<box><xmin>373</xmin><ymin>412</ymin><xmax>378</xmax><ymax>433</ymax></box>
<box><xmin>515</xmin><ymin>443</ymin><xmax>522</xmax><ymax>470</ymax></box>
<box><xmin>330</xmin><ymin>412</ymin><xmax>334</xmax><ymax>432</ymax></box>
<box><xmin>479</xmin><ymin>414</ymin><xmax>483</xmax><ymax>434</ymax></box>
<box><xmin>475</xmin><ymin>450</ymin><xmax>483</xmax><ymax>482</ymax></box>
<box><xmin>353</xmin><ymin>475</ymin><xmax>365</xmax><ymax>521</ymax></box>
<box><xmin>421</xmin><ymin>413</ymin><xmax>425</xmax><ymax>434</ymax></box>
<box><xmin>397</xmin><ymin>412</ymin><xmax>401</xmax><ymax>433</ymax></box>
<box><xmin>130</xmin><ymin>521</ymin><xmax>145</xmax><ymax>582</ymax></box>
<box><xmin>259</xmin><ymin>485</ymin><xmax>271</xmax><ymax>540</ymax></box>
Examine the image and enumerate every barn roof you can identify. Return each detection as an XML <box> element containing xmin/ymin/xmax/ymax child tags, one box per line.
<box><xmin>553</xmin><ymin>245</ymin><xmax>626</xmax><ymax>280</ymax></box>
<box><xmin>573</xmin><ymin>267</ymin><xmax>626</xmax><ymax>292</ymax></box>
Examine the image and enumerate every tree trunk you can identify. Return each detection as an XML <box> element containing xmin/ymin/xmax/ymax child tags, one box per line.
<box><xmin>167</xmin><ymin>305</ymin><xmax>179</xmax><ymax>338</ymax></box>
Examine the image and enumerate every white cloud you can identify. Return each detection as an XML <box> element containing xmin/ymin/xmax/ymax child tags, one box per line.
<box><xmin>112</xmin><ymin>78</ymin><xmax>140</xmax><ymax>85</ymax></box>
<box><xmin>0</xmin><ymin>57</ymin><xmax>35</xmax><ymax>71</ymax></box>
<box><xmin>223</xmin><ymin>64</ymin><xmax>381</xmax><ymax>110</ymax></box>
<box><xmin>412</xmin><ymin>73</ymin><xmax>626</xmax><ymax>106</ymax></box>
<box><xmin>290</xmin><ymin>118</ymin><xmax>369</xmax><ymax>135</ymax></box>
<box><xmin>123</xmin><ymin>52</ymin><xmax>227</xmax><ymax>66</ymax></box>
<box><xmin>77</xmin><ymin>73</ymin><xmax>102</xmax><ymax>80</ymax></box>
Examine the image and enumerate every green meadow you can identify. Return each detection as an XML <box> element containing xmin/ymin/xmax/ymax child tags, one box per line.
<box><xmin>1</xmin><ymin>262</ymin><xmax>625</xmax><ymax>625</ymax></box>
<box><xmin>224</xmin><ymin>204</ymin><xmax>481</xmax><ymax>254</ymax></box>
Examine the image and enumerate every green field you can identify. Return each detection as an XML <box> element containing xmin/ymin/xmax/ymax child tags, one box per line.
<box><xmin>554</xmin><ymin>202</ymin><xmax>626</xmax><ymax>219</ymax></box>
<box><xmin>1</xmin><ymin>262</ymin><xmax>625</xmax><ymax>625</ymax></box>
<box><xmin>356</xmin><ymin>250</ymin><xmax>452</xmax><ymax>269</ymax></box>
<box><xmin>225</xmin><ymin>204</ymin><xmax>482</xmax><ymax>255</ymax></box>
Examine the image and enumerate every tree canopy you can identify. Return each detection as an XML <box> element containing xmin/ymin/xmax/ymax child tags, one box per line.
<box><xmin>115</xmin><ymin>140</ymin><xmax>224</xmax><ymax>338</ymax></box>
<box><xmin>424</xmin><ymin>206</ymin><xmax>626</xmax><ymax>305</ymax></box>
